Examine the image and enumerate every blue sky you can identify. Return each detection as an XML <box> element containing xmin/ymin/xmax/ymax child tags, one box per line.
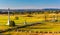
<box><xmin>0</xmin><ymin>0</ymin><xmax>60</xmax><ymax>9</ymax></box>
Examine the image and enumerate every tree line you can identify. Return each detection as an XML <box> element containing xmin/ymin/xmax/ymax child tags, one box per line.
<box><xmin>0</xmin><ymin>10</ymin><xmax>60</xmax><ymax>14</ymax></box>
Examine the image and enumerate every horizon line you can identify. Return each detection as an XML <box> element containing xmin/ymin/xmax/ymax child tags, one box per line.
<box><xmin>0</xmin><ymin>8</ymin><xmax>60</xmax><ymax>9</ymax></box>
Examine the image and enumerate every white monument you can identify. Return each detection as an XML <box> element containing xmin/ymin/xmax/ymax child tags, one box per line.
<box><xmin>6</xmin><ymin>8</ymin><xmax>10</xmax><ymax>25</ymax></box>
<box><xmin>24</xmin><ymin>20</ymin><xmax>27</xmax><ymax>25</ymax></box>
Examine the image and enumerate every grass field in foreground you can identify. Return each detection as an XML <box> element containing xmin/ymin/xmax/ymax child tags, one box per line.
<box><xmin>18</xmin><ymin>22</ymin><xmax>60</xmax><ymax>32</ymax></box>
<box><xmin>3</xmin><ymin>22</ymin><xmax>60</xmax><ymax>35</ymax></box>
<box><xmin>0</xmin><ymin>14</ymin><xmax>60</xmax><ymax>31</ymax></box>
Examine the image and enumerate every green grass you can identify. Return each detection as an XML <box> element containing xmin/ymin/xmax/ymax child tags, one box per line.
<box><xmin>19</xmin><ymin>21</ymin><xmax>60</xmax><ymax>32</ymax></box>
<box><xmin>0</xmin><ymin>14</ymin><xmax>60</xmax><ymax>32</ymax></box>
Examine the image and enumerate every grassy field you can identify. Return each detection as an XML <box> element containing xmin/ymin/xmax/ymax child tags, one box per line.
<box><xmin>0</xmin><ymin>13</ymin><xmax>60</xmax><ymax>25</ymax></box>
<box><xmin>0</xmin><ymin>14</ymin><xmax>45</xmax><ymax>25</ymax></box>
<box><xmin>0</xmin><ymin>13</ymin><xmax>60</xmax><ymax>35</ymax></box>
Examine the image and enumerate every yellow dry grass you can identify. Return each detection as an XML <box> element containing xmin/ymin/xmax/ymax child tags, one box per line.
<box><xmin>0</xmin><ymin>13</ymin><xmax>60</xmax><ymax>35</ymax></box>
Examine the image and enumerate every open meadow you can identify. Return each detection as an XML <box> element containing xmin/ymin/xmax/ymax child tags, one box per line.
<box><xmin>0</xmin><ymin>13</ymin><xmax>60</xmax><ymax>35</ymax></box>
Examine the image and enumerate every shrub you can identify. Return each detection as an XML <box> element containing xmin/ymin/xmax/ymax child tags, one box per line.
<box><xmin>9</xmin><ymin>21</ymin><xmax>15</xmax><ymax>27</ymax></box>
<box><xmin>15</xmin><ymin>16</ymin><xmax>19</xmax><ymax>20</ymax></box>
<box><xmin>27</xmin><ymin>15</ymin><xmax>33</xmax><ymax>17</ymax></box>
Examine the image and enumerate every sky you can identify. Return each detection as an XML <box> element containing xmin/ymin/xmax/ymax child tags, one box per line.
<box><xmin>0</xmin><ymin>0</ymin><xmax>60</xmax><ymax>9</ymax></box>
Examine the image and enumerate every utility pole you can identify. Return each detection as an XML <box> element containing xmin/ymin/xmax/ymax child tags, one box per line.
<box><xmin>52</xmin><ymin>11</ymin><xmax>56</xmax><ymax>22</ymax></box>
<box><xmin>44</xmin><ymin>12</ymin><xmax>48</xmax><ymax>22</ymax></box>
